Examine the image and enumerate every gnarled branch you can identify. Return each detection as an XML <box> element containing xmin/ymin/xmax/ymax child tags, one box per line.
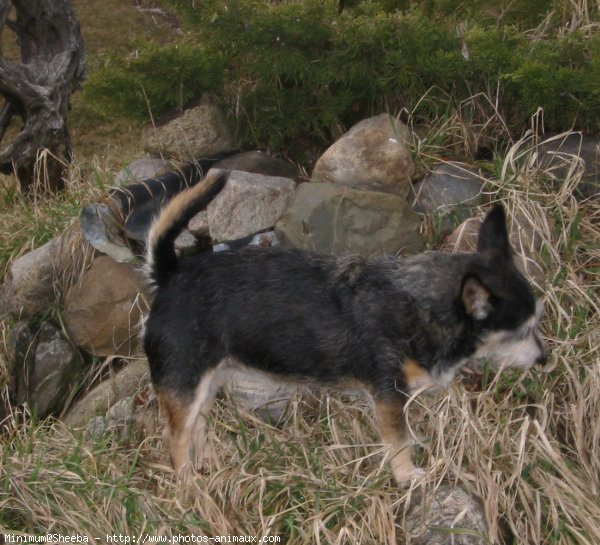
<box><xmin>0</xmin><ymin>0</ymin><xmax>85</xmax><ymax>192</ymax></box>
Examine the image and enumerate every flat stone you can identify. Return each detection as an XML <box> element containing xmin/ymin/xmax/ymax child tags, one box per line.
<box><xmin>2</xmin><ymin>238</ymin><xmax>62</xmax><ymax>318</ymax></box>
<box><xmin>224</xmin><ymin>366</ymin><xmax>300</xmax><ymax>422</ymax></box>
<box><xmin>9</xmin><ymin>322</ymin><xmax>84</xmax><ymax>417</ymax></box>
<box><xmin>1</xmin><ymin>226</ymin><xmax>92</xmax><ymax>319</ymax></box>
<box><xmin>114</xmin><ymin>157</ymin><xmax>174</xmax><ymax>186</ymax></box>
<box><xmin>275</xmin><ymin>182</ymin><xmax>424</xmax><ymax>256</ymax></box>
<box><xmin>203</xmin><ymin>170</ymin><xmax>296</xmax><ymax>243</ymax></box>
<box><xmin>213</xmin><ymin>150</ymin><xmax>301</xmax><ymax>183</ymax></box>
<box><xmin>30</xmin><ymin>323</ymin><xmax>85</xmax><ymax>416</ymax></box>
<box><xmin>8</xmin><ymin>322</ymin><xmax>37</xmax><ymax>406</ymax></box>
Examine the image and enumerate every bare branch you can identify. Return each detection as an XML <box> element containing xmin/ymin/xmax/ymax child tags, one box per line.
<box><xmin>0</xmin><ymin>0</ymin><xmax>84</xmax><ymax>192</ymax></box>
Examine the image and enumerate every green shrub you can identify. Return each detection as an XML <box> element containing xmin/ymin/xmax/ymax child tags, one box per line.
<box><xmin>84</xmin><ymin>43</ymin><xmax>226</xmax><ymax>120</ymax></box>
<box><xmin>83</xmin><ymin>0</ymin><xmax>600</xmax><ymax>157</ymax></box>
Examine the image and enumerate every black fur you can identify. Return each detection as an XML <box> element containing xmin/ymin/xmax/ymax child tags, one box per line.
<box><xmin>143</xmin><ymin>176</ymin><xmax>545</xmax><ymax>480</ymax></box>
<box><xmin>144</xmin><ymin>242</ymin><xmax>535</xmax><ymax>399</ymax></box>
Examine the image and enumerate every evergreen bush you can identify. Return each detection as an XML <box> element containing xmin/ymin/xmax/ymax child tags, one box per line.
<box><xmin>83</xmin><ymin>0</ymin><xmax>600</xmax><ymax>157</ymax></box>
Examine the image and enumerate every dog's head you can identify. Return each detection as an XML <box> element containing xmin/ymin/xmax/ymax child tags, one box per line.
<box><xmin>462</xmin><ymin>205</ymin><xmax>547</xmax><ymax>370</ymax></box>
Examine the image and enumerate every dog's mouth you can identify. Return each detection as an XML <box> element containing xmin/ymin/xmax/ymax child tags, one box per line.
<box><xmin>471</xmin><ymin>328</ymin><xmax>546</xmax><ymax>371</ymax></box>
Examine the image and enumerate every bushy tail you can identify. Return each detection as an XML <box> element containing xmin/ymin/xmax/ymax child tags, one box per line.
<box><xmin>146</xmin><ymin>170</ymin><xmax>229</xmax><ymax>287</ymax></box>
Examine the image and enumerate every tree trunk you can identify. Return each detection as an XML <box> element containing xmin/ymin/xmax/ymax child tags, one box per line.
<box><xmin>0</xmin><ymin>0</ymin><xmax>85</xmax><ymax>193</ymax></box>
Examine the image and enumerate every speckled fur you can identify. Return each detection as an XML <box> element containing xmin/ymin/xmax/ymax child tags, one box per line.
<box><xmin>143</xmin><ymin>174</ymin><xmax>546</xmax><ymax>482</ymax></box>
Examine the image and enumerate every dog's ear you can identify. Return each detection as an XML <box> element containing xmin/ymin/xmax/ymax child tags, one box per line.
<box><xmin>477</xmin><ymin>204</ymin><xmax>511</xmax><ymax>261</ymax></box>
<box><xmin>461</xmin><ymin>275</ymin><xmax>492</xmax><ymax>320</ymax></box>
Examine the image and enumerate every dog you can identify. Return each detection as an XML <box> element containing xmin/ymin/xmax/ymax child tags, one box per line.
<box><xmin>143</xmin><ymin>170</ymin><xmax>547</xmax><ymax>483</ymax></box>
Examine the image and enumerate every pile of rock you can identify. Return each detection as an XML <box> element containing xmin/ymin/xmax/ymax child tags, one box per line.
<box><xmin>3</xmin><ymin>97</ymin><xmax>592</xmax><ymax>432</ymax></box>
<box><xmin>7</xmin><ymin>97</ymin><xmax>599</xmax><ymax>543</ymax></box>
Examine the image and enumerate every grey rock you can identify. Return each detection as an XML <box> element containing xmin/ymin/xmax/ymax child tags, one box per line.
<box><xmin>404</xmin><ymin>484</ymin><xmax>488</xmax><ymax>545</ymax></box>
<box><xmin>174</xmin><ymin>229</ymin><xmax>199</xmax><ymax>255</ymax></box>
<box><xmin>8</xmin><ymin>322</ymin><xmax>37</xmax><ymax>406</ymax></box>
<box><xmin>213</xmin><ymin>230</ymin><xmax>280</xmax><ymax>253</ymax></box>
<box><xmin>188</xmin><ymin>210</ymin><xmax>209</xmax><ymax>237</ymax></box>
<box><xmin>114</xmin><ymin>157</ymin><xmax>174</xmax><ymax>186</ymax></box>
<box><xmin>224</xmin><ymin>366</ymin><xmax>299</xmax><ymax>422</ymax></box>
<box><xmin>250</xmin><ymin>230</ymin><xmax>280</xmax><ymax>248</ymax></box>
<box><xmin>80</xmin><ymin>203</ymin><xmax>136</xmax><ymax>263</ymax></box>
<box><xmin>85</xmin><ymin>416</ymin><xmax>107</xmax><ymax>439</ymax></box>
<box><xmin>275</xmin><ymin>182</ymin><xmax>425</xmax><ymax>256</ymax></box>
<box><xmin>9</xmin><ymin>322</ymin><xmax>85</xmax><ymax>417</ymax></box>
<box><xmin>2</xmin><ymin>237</ymin><xmax>62</xmax><ymax>318</ymax></box>
<box><xmin>85</xmin><ymin>396</ymin><xmax>136</xmax><ymax>440</ymax></box>
<box><xmin>32</xmin><ymin>323</ymin><xmax>85</xmax><ymax>416</ymax></box>
<box><xmin>442</xmin><ymin>216</ymin><xmax>481</xmax><ymax>255</ymax></box>
<box><xmin>413</xmin><ymin>163</ymin><xmax>486</xmax><ymax>236</ymax></box>
<box><xmin>213</xmin><ymin>150</ymin><xmax>301</xmax><ymax>183</ymax></box>
<box><xmin>536</xmin><ymin>133</ymin><xmax>599</xmax><ymax>199</ymax></box>
<box><xmin>63</xmin><ymin>256</ymin><xmax>150</xmax><ymax>357</ymax></box>
<box><xmin>142</xmin><ymin>95</ymin><xmax>236</xmax><ymax>159</ymax></box>
<box><xmin>442</xmin><ymin>207</ymin><xmax>550</xmax><ymax>286</ymax></box>
<box><xmin>64</xmin><ymin>358</ymin><xmax>149</xmax><ymax>428</ymax></box>
<box><xmin>203</xmin><ymin>170</ymin><xmax>296</xmax><ymax>243</ymax></box>
<box><xmin>2</xmin><ymin>225</ymin><xmax>96</xmax><ymax>320</ymax></box>
<box><xmin>312</xmin><ymin>113</ymin><xmax>414</xmax><ymax>198</ymax></box>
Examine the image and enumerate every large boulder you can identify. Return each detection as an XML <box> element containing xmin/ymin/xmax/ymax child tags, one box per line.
<box><xmin>189</xmin><ymin>170</ymin><xmax>296</xmax><ymax>243</ymax></box>
<box><xmin>312</xmin><ymin>113</ymin><xmax>414</xmax><ymax>199</ymax></box>
<box><xmin>63</xmin><ymin>256</ymin><xmax>150</xmax><ymax>357</ymax></box>
<box><xmin>141</xmin><ymin>95</ymin><xmax>236</xmax><ymax>159</ymax></box>
<box><xmin>275</xmin><ymin>182</ymin><xmax>424</xmax><ymax>256</ymax></box>
<box><xmin>9</xmin><ymin>321</ymin><xmax>85</xmax><ymax>417</ymax></box>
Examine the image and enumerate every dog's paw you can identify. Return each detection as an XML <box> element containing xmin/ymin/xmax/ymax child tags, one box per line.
<box><xmin>393</xmin><ymin>466</ymin><xmax>426</xmax><ymax>484</ymax></box>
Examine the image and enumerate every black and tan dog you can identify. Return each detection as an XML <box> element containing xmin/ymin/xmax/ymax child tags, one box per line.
<box><xmin>143</xmin><ymin>171</ymin><xmax>546</xmax><ymax>483</ymax></box>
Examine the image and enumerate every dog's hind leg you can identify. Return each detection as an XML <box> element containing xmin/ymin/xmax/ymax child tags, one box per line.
<box><xmin>156</xmin><ymin>366</ymin><xmax>220</xmax><ymax>472</ymax></box>
<box><xmin>373</xmin><ymin>396</ymin><xmax>424</xmax><ymax>484</ymax></box>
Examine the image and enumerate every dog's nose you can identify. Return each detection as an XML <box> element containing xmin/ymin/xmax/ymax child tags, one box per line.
<box><xmin>535</xmin><ymin>352</ymin><xmax>547</xmax><ymax>366</ymax></box>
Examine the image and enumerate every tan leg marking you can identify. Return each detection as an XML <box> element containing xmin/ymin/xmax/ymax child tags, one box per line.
<box><xmin>156</xmin><ymin>389</ymin><xmax>194</xmax><ymax>471</ymax></box>
<box><xmin>374</xmin><ymin>397</ymin><xmax>424</xmax><ymax>483</ymax></box>
<box><xmin>403</xmin><ymin>358</ymin><xmax>434</xmax><ymax>391</ymax></box>
<box><xmin>156</xmin><ymin>367</ymin><xmax>220</xmax><ymax>471</ymax></box>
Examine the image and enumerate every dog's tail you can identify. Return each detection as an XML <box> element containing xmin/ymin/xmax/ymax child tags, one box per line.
<box><xmin>146</xmin><ymin>170</ymin><xmax>228</xmax><ymax>287</ymax></box>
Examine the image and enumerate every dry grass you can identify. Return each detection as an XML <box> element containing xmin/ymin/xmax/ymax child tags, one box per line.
<box><xmin>1</xmin><ymin>2</ymin><xmax>595</xmax><ymax>541</ymax></box>
<box><xmin>0</xmin><ymin>121</ymin><xmax>598</xmax><ymax>544</ymax></box>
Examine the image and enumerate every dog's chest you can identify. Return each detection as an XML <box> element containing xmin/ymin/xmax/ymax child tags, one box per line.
<box><xmin>403</xmin><ymin>358</ymin><xmax>458</xmax><ymax>393</ymax></box>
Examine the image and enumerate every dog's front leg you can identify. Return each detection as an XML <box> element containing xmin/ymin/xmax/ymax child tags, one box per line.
<box><xmin>373</xmin><ymin>396</ymin><xmax>424</xmax><ymax>484</ymax></box>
